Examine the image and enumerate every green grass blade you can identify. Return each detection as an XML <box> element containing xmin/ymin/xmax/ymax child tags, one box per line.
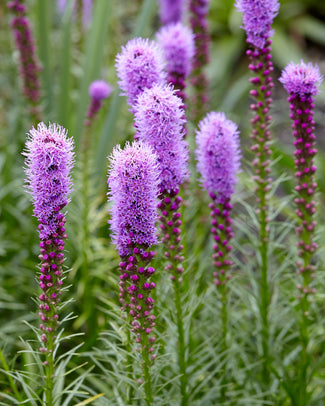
<box><xmin>71</xmin><ymin>0</ymin><xmax>111</xmax><ymax>146</ymax></box>
<box><xmin>36</xmin><ymin>0</ymin><xmax>53</xmax><ymax>118</ymax></box>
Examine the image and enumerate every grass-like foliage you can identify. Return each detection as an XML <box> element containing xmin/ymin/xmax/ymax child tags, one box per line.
<box><xmin>1</xmin><ymin>0</ymin><xmax>325</xmax><ymax>405</ymax></box>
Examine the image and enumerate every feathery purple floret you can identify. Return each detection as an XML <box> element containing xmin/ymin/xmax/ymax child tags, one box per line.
<box><xmin>158</xmin><ymin>0</ymin><xmax>186</xmax><ymax>25</ymax></box>
<box><xmin>196</xmin><ymin>112</ymin><xmax>241</xmax><ymax>203</ymax></box>
<box><xmin>235</xmin><ymin>0</ymin><xmax>280</xmax><ymax>49</ymax></box>
<box><xmin>108</xmin><ymin>142</ymin><xmax>159</xmax><ymax>257</ymax></box>
<box><xmin>157</xmin><ymin>23</ymin><xmax>195</xmax><ymax>79</ymax></box>
<box><xmin>134</xmin><ymin>84</ymin><xmax>189</xmax><ymax>193</ymax></box>
<box><xmin>24</xmin><ymin>123</ymin><xmax>74</xmax><ymax>240</ymax></box>
<box><xmin>89</xmin><ymin>80</ymin><xmax>113</xmax><ymax>100</ymax></box>
<box><xmin>115</xmin><ymin>38</ymin><xmax>166</xmax><ymax>108</ymax></box>
<box><xmin>279</xmin><ymin>60</ymin><xmax>323</xmax><ymax>97</ymax></box>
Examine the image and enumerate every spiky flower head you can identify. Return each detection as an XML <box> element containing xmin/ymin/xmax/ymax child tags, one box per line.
<box><xmin>279</xmin><ymin>60</ymin><xmax>323</xmax><ymax>98</ymax></box>
<box><xmin>196</xmin><ymin>112</ymin><xmax>241</xmax><ymax>203</ymax></box>
<box><xmin>235</xmin><ymin>0</ymin><xmax>280</xmax><ymax>49</ymax></box>
<box><xmin>134</xmin><ymin>84</ymin><xmax>189</xmax><ymax>193</ymax></box>
<box><xmin>23</xmin><ymin>122</ymin><xmax>74</xmax><ymax>240</ymax></box>
<box><xmin>89</xmin><ymin>80</ymin><xmax>113</xmax><ymax>100</ymax></box>
<box><xmin>158</xmin><ymin>0</ymin><xmax>185</xmax><ymax>25</ymax></box>
<box><xmin>115</xmin><ymin>37</ymin><xmax>166</xmax><ymax>108</ymax></box>
<box><xmin>108</xmin><ymin>141</ymin><xmax>159</xmax><ymax>257</ymax></box>
<box><xmin>157</xmin><ymin>22</ymin><xmax>195</xmax><ymax>79</ymax></box>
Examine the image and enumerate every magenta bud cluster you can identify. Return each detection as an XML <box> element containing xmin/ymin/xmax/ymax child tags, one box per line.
<box><xmin>115</xmin><ymin>37</ymin><xmax>166</xmax><ymax>108</ymax></box>
<box><xmin>158</xmin><ymin>191</ymin><xmax>185</xmax><ymax>280</ymax></box>
<box><xmin>108</xmin><ymin>141</ymin><xmax>160</xmax><ymax>257</ymax></box>
<box><xmin>7</xmin><ymin>0</ymin><xmax>42</xmax><ymax>118</ymax></box>
<box><xmin>134</xmin><ymin>84</ymin><xmax>189</xmax><ymax>194</ymax></box>
<box><xmin>235</xmin><ymin>0</ymin><xmax>280</xmax><ymax>49</ymax></box>
<box><xmin>196</xmin><ymin>111</ymin><xmax>241</xmax><ymax>204</ymax></box>
<box><xmin>209</xmin><ymin>199</ymin><xmax>234</xmax><ymax>287</ymax></box>
<box><xmin>118</xmin><ymin>249</ymin><xmax>157</xmax><ymax>359</ymax></box>
<box><xmin>189</xmin><ymin>0</ymin><xmax>210</xmax><ymax>120</ymax></box>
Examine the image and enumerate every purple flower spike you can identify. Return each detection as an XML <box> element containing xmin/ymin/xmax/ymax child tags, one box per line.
<box><xmin>115</xmin><ymin>38</ymin><xmax>166</xmax><ymax>109</ymax></box>
<box><xmin>158</xmin><ymin>0</ymin><xmax>186</xmax><ymax>25</ymax></box>
<box><xmin>85</xmin><ymin>80</ymin><xmax>113</xmax><ymax>126</ymax></box>
<box><xmin>134</xmin><ymin>84</ymin><xmax>189</xmax><ymax>194</ymax></box>
<box><xmin>23</xmin><ymin>122</ymin><xmax>74</xmax><ymax>372</ymax></box>
<box><xmin>235</xmin><ymin>0</ymin><xmax>280</xmax><ymax>49</ymax></box>
<box><xmin>280</xmin><ymin>60</ymin><xmax>322</xmax><ymax>303</ymax></box>
<box><xmin>89</xmin><ymin>80</ymin><xmax>113</xmax><ymax>100</ymax></box>
<box><xmin>157</xmin><ymin>23</ymin><xmax>195</xmax><ymax>103</ymax></box>
<box><xmin>279</xmin><ymin>60</ymin><xmax>323</xmax><ymax>98</ymax></box>
<box><xmin>108</xmin><ymin>141</ymin><xmax>159</xmax><ymax>397</ymax></box>
<box><xmin>24</xmin><ymin>123</ymin><xmax>74</xmax><ymax>241</ymax></box>
<box><xmin>8</xmin><ymin>0</ymin><xmax>42</xmax><ymax>120</ymax></box>
<box><xmin>108</xmin><ymin>141</ymin><xmax>159</xmax><ymax>257</ymax></box>
<box><xmin>196</xmin><ymin>112</ymin><xmax>241</xmax><ymax>204</ymax></box>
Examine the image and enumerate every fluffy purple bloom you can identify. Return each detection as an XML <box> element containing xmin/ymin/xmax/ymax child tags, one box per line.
<box><xmin>196</xmin><ymin>112</ymin><xmax>241</xmax><ymax>203</ymax></box>
<box><xmin>108</xmin><ymin>142</ymin><xmax>159</xmax><ymax>257</ymax></box>
<box><xmin>235</xmin><ymin>0</ymin><xmax>280</xmax><ymax>49</ymax></box>
<box><xmin>158</xmin><ymin>0</ymin><xmax>186</xmax><ymax>25</ymax></box>
<box><xmin>279</xmin><ymin>60</ymin><xmax>323</xmax><ymax>97</ymax></box>
<box><xmin>115</xmin><ymin>37</ymin><xmax>166</xmax><ymax>108</ymax></box>
<box><xmin>157</xmin><ymin>23</ymin><xmax>195</xmax><ymax>79</ymax></box>
<box><xmin>23</xmin><ymin>123</ymin><xmax>74</xmax><ymax>240</ymax></box>
<box><xmin>134</xmin><ymin>84</ymin><xmax>189</xmax><ymax>193</ymax></box>
<box><xmin>89</xmin><ymin>80</ymin><xmax>113</xmax><ymax>100</ymax></box>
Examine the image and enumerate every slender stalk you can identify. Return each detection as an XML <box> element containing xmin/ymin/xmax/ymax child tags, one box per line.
<box><xmin>158</xmin><ymin>191</ymin><xmax>188</xmax><ymax>405</ymax></box>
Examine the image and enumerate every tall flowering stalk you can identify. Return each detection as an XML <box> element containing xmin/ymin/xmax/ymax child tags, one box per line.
<box><xmin>157</xmin><ymin>23</ymin><xmax>195</xmax><ymax>105</ymax></box>
<box><xmin>196</xmin><ymin>112</ymin><xmax>240</xmax><ymax>400</ymax></box>
<box><xmin>23</xmin><ymin>123</ymin><xmax>74</xmax><ymax>405</ymax></box>
<box><xmin>80</xmin><ymin>80</ymin><xmax>112</xmax><ymax>343</ymax></box>
<box><xmin>280</xmin><ymin>61</ymin><xmax>323</xmax><ymax>404</ymax></box>
<box><xmin>236</xmin><ymin>0</ymin><xmax>279</xmax><ymax>385</ymax></box>
<box><xmin>158</xmin><ymin>0</ymin><xmax>186</xmax><ymax>25</ymax></box>
<box><xmin>134</xmin><ymin>84</ymin><xmax>189</xmax><ymax>405</ymax></box>
<box><xmin>108</xmin><ymin>142</ymin><xmax>160</xmax><ymax>406</ymax></box>
<box><xmin>7</xmin><ymin>0</ymin><xmax>42</xmax><ymax>122</ymax></box>
<box><xmin>189</xmin><ymin>0</ymin><xmax>210</xmax><ymax>123</ymax></box>
<box><xmin>115</xmin><ymin>38</ymin><xmax>166</xmax><ymax>111</ymax></box>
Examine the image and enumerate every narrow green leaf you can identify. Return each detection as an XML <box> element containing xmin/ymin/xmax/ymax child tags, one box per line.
<box><xmin>36</xmin><ymin>0</ymin><xmax>53</xmax><ymax>117</ymax></box>
<box><xmin>73</xmin><ymin>393</ymin><xmax>104</xmax><ymax>406</ymax></box>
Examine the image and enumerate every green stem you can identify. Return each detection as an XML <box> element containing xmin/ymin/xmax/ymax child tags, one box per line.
<box><xmin>45</xmin><ymin>334</ymin><xmax>54</xmax><ymax>406</ymax></box>
<box><xmin>0</xmin><ymin>348</ymin><xmax>22</xmax><ymax>402</ymax></box>
<box><xmin>140</xmin><ymin>332</ymin><xmax>154</xmax><ymax>406</ymax></box>
<box><xmin>172</xmin><ymin>277</ymin><xmax>188</xmax><ymax>406</ymax></box>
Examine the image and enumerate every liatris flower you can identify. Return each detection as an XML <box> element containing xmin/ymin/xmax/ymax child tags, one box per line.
<box><xmin>85</xmin><ymin>80</ymin><xmax>112</xmax><ymax>126</ymax></box>
<box><xmin>196</xmin><ymin>112</ymin><xmax>240</xmax><ymax>401</ymax></box>
<box><xmin>236</xmin><ymin>0</ymin><xmax>279</xmax><ymax>386</ymax></box>
<box><xmin>157</xmin><ymin>23</ymin><xmax>195</xmax><ymax>104</ymax></box>
<box><xmin>134</xmin><ymin>84</ymin><xmax>189</xmax><ymax>194</ymax></box>
<box><xmin>189</xmin><ymin>0</ymin><xmax>210</xmax><ymax>122</ymax></box>
<box><xmin>115</xmin><ymin>37</ymin><xmax>166</xmax><ymax>109</ymax></box>
<box><xmin>235</xmin><ymin>0</ymin><xmax>280</xmax><ymax>50</ymax></box>
<box><xmin>134</xmin><ymin>83</ymin><xmax>189</xmax><ymax>404</ymax></box>
<box><xmin>7</xmin><ymin>0</ymin><xmax>42</xmax><ymax>121</ymax></box>
<box><xmin>196</xmin><ymin>112</ymin><xmax>240</xmax><ymax>283</ymax></box>
<box><xmin>279</xmin><ymin>61</ymin><xmax>322</xmax><ymax>305</ymax></box>
<box><xmin>108</xmin><ymin>141</ymin><xmax>159</xmax><ymax>404</ymax></box>
<box><xmin>158</xmin><ymin>0</ymin><xmax>186</xmax><ymax>25</ymax></box>
<box><xmin>279</xmin><ymin>59</ymin><xmax>322</xmax><ymax>405</ymax></box>
<box><xmin>23</xmin><ymin>123</ymin><xmax>74</xmax><ymax>396</ymax></box>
